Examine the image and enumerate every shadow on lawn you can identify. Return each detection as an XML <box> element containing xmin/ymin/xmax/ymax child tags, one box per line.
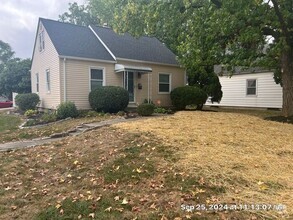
<box><xmin>265</xmin><ymin>116</ymin><xmax>293</xmax><ymax>124</ymax></box>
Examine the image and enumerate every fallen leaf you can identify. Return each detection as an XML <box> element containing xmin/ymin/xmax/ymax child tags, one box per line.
<box><xmin>105</xmin><ymin>207</ymin><xmax>112</xmax><ymax>212</ymax></box>
<box><xmin>55</xmin><ymin>204</ymin><xmax>62</xmax><ymax>209</ymax></box>
<box><xmin>160</xmin><ymin>215</ymin><xmax>168</xmax><ymax>220</ymax></box>
<box><xmin>114</xmin><ymin>196</ymin><xmax>120</xmax><ymax>201</ymax></box>
<box><xmin>11</xmin><ymin>206</ymin><xmax>17</xmax><ymax>210</ymax></box>
<box><xmin>89</xmin><ymin>213</ymin><xmax>95</xmax><ymax>218</ymax></box>
<box><xmin>121</xmin><ymin>198</ymin><xmax>128</xmax><ymax>205</ymax></box>
<box><xmin>149</xmin><ymin>203</ymin><xmax>157</xmax><ymax>210</ymax></box>
<box><xmin>115</xmin><ymin>207</ymin><xmax>124</xmax><ymax>212</ymax></box>
<box><xmin>73</xmin><ymin>160</ymin><xmax>79</xmax><ymax>165</ymax></box>
<box><xmin>136</xmin><ymin>168</ymin><xmax>142</xmax><ymax>173</ymax></box>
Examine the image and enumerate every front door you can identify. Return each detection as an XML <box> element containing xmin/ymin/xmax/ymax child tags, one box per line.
<box><xmin>124</xmin><ymin>71</ymin><xmax>135</xmax><ymax>102</ymax></box>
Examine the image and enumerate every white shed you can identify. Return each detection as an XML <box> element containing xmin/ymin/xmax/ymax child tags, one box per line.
<box><xmin>206</xmin><ymin>71</ymin><xmax>282</xmax><ymax>109</ymax></box>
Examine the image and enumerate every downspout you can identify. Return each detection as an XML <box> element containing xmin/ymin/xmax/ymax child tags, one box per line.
<box><xmin>147</xmin><ymin>73</ymin><xmax>150</xmax><ymax>103</ymax></box>
<box><xmin>63</xmin><ymin>58</ymin><xmax>67</xmax><ymax>102</ymax></box>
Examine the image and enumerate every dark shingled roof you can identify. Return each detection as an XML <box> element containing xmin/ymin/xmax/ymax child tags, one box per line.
<box><xmin>39</xmin><ymin>18</ymin><xmax>179</xmax><ymax>65</ymax></box>
<box><xmin>91</xmin><ymin>26</ymin><xmax>179</xmax><ymax>65</ymax></box>
<box><xmin>40</xmin><ymin>18</ymin><xmax>115</xmax><ymax>61</ymax></box>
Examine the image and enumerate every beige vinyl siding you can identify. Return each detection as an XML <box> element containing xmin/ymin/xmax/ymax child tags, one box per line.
<box><xmin>117</xmin><ymin>60</ymin><xmax>185</xmax><ymax>106</ymax></box>
<box><xmin>206</xmin><ymin>72</ymin><xmax>282</xmax><ymax>108</ymax></box>
<box><xmin>31</xmin><ymin>21</ymin><xmax>61</xmax><ymax>109</ymax></box>
<box><xmin>61</xmin><ymin>59</ymin><xmax>119</xmax><ymax>109</ymax></box>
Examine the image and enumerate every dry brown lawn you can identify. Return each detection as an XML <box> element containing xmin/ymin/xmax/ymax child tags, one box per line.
<box><xmin>0</xmin><ymin>110</ymin><xmax>292</xmax><ymax>219</ymax></box>
<box><xmin>114</xmin><ymin>111</ymin><xmax>293</xmax><ymax>218</ymax></box>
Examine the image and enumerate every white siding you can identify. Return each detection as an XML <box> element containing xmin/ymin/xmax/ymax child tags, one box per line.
<box><xmin>206</xmin><ymin>72</ymin><xmax>282</xmax><ymax>108</ymax></box>
<box><xmin>31</xmin><ymin>21</ymin><xmax>61</xmax><ymax>109</ymax></box>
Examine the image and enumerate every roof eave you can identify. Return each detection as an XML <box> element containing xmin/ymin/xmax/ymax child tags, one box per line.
<box><xmin>59</xmin><ymin>55</ymin><xmax>117</xmax><ymax>63</ymax></box>
<box><xmin>116</xmin><ymin>57</ymin><xmax>181</xmax><ymax>68</ymax></box>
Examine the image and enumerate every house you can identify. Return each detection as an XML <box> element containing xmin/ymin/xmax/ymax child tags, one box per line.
<box><xmin>30</xmin><ymin>18</ymin><xmax>185</xmax><ymax>110</ymax></box>
<box><xmin>206</xmin><ymin>67</ymin><xmax>282</xmax><ymax>109</ymax></box>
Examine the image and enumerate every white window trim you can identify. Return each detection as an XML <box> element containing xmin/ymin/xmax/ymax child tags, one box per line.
<box><xmin>39</xmin><ymin>31</ymin><xmax>45</xmax><ymax>52</ymax></box>
<box><xmin>89</xmin><ymin>66</ymin><xmax>106</xmax><ymax>92</ymax></box>
<box><xmin>36</xmin><ymin>73</ymin><xmax>39</xmax><ymax>93</ymax></box>
<box><xmin>158</xmin><ymin>73</ymin><xmax>172</xmax><ymax>94</ymax></box>
<box><xmin>46</xmin><ymin>69</ymin><xmax>51</xmax><ymax>93</ymax></box>
<box><xmin>246</xmin><ymin>79</ymin><xmax>257</xmax><ymax>96</ymax></box>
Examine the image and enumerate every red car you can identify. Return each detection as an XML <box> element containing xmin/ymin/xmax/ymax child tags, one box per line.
<box><xmin>0</xmin><ymin>97</ymin><xmax>13</xmax><ymax>108</ymax></box>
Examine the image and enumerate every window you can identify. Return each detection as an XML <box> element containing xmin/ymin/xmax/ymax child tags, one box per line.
<box><xmin>247</xmin><ymin>79</ymin><xmax>257</xmax><ymax>95</ymax></box>
<box><xmin>46</xmin><ymin>69</ymin><xmax>50</xmax><ymax>92</ymax></box>
<box><xmin>39</xmin><ymin>31</ymin><xmax>45</xmax><ymax>52</ymax></box>
<box><xmin>90</xmin><ymin>68</ymin><xmax>104</xmax><ymax>91</ymax></box>
<box><xmin>36</xmin><ymin>73</ymin><xmax>39</xmax><ymax>93</ymax></box>
<box><xmin>159</xmin><ymin>73</ymin><xmax>171</xmax><ymax>93</ymax></box>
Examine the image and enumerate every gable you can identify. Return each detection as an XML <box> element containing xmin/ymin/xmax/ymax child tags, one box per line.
<box><xmin>39</xmin><ymin>18</ymin><xmax>115</xmax><ymax>61</ymax></box>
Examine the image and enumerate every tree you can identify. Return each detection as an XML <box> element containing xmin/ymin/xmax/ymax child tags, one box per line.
<box><xmin>59</xmin><ymin>2</ymin><xmax>100</xmax><ymax>26</ymax></box>
<box><xmin>88</xmin><ymin>0</ymin><xmax>292</xmax><ymax>117</ymax></box>
<box><xmin>0</xmin><ymin>40</ymin><xmax>14</xmax><ymax>63</ymax></box>
<box><xmin>0</xmin><ymin>58</ymin><xmax>31</xmax><ymax>99</ymax></box>
<box><xmin>205</xmin><ymin>0</ymin><xmax>293</xmax><ymax>117</ymax></box>
<box><xmin>88</xmin><ymin>0</ymin><xmax>223</xmax><ymax>102</ymax></box>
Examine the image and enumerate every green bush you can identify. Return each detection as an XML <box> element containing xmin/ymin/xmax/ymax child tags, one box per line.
<box><xmin>56</xmin><ymin>101</ymin><xmax>79</xmax><ymax>119</ymax></box>
<box><xmin>15</xmin><ymin>93</ymin><xmax>40</xmax><ymax>112</ymax></box>
<box><xmin>41</xmin><ymin>112</ymin><xmax>57</xmax><ymax>123</ymax></box>
<box><xmin>170</xmin><ymin>86</ymin><xmax>208</xmax><ymax>110</ymax></box>
<box><xmin>137</xmin><ymin>103</ymin><xmax>155</xmax><ymax>116</ymax></box>
<box><xmin>154</xmin><ymin>107</ymin><xmax>173</xmax><ymax>114</ymax></box>
<box><xmin>24</xmin><ymin>109</ymin><xmax>38</xmax><ymax>118</ymax></box>
<box><xmin>89</xmin><ymin>86</ymin><xmax>129</xmax><ymax>113</ymax></box>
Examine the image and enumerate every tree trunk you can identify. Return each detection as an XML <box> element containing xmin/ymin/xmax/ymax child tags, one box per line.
<box><xmin>281</xmin><ymin>49</ymin><xmax>293</xmax><ymax>117</ymax></box>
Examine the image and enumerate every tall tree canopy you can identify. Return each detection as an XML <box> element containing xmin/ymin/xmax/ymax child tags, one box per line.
<box><xmin>87</xmin><ymin>0</ymin><xmax>293</xmax><ymax>117</ymax></box>
<box><xmin>59</xmin><ymin>2</ymin><xmax>100</xmax><ymax>26</ymax></box>
<box><xmin>0</xmin><ymin>41</ymin><xmax>31</xmax><ymax>98</ymax></box>
<box><xmin>0</xmin><ymin>40</ymin><xmax>14</xmax><ymax>63</ymax></box>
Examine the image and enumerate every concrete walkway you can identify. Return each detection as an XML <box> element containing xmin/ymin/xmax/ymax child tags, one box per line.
<box><xmin>0</xmin><ymin>116</ymin><xmax>145</xmax><ymax>152</ymax></box>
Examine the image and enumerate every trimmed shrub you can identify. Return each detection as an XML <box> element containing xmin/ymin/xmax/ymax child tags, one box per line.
<box><xmin>56</xmin><ymin>101</ymin><xmax>79</xmax><ymax>119</ymax></box>
<box><xmin>137</xmin><ymin>103</ymin><xmax>155</xmax><ymax>116</ymax></box>
<box><xmin>170</xmin><ymin>86</ymin><xmax>208</xmax><ymax>110</ymax></box>
<box><xmin>15</xmin><ymin>93</ymin><xmax>40</xmax><ymax>112</ymax></box>
<box><xmin>41</xmin><ymin>112</ymin><xmax>57</xmax><ymax>123</ymax></box>
<box><xmin>89</xmin><ymin>86</ymin><xmax>129</xmax><ymax>113</ymax></box>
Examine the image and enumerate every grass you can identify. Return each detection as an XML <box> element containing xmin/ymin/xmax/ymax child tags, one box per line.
<box><xmin>114</xmin><ymin>110</ymin><xmax>293</xmax><ymax>219</ymax></box>
<box><xmin>0</xmin><ymin>114</ymin><xmax>113</xmax><ymax>143</ymax></box>
<box><xmin>0</xmin><ymin>109</ymin><xmax>292</xmax><ymax>219</ymax></box>
<box><xmin>0</xmin><ymin>113</ymin><xmax>22</xmax><ymax>132</ymax></box>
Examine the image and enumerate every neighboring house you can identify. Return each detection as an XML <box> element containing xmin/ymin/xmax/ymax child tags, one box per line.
<box><xmin>31</xmin><ymin>18</ymin><xmax>185</xmax><ymax>110</ymax></box>
<box><xmin>206</xmin><ymin>68</ymin><xmax>282</xmax><ymax>109</ymax></box>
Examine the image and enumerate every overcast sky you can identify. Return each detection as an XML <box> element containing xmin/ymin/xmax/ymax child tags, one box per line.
<box><xmin>0</xmin><ymin>0</ymin><xmax>86</xmax><ymax>59</ymax></box>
